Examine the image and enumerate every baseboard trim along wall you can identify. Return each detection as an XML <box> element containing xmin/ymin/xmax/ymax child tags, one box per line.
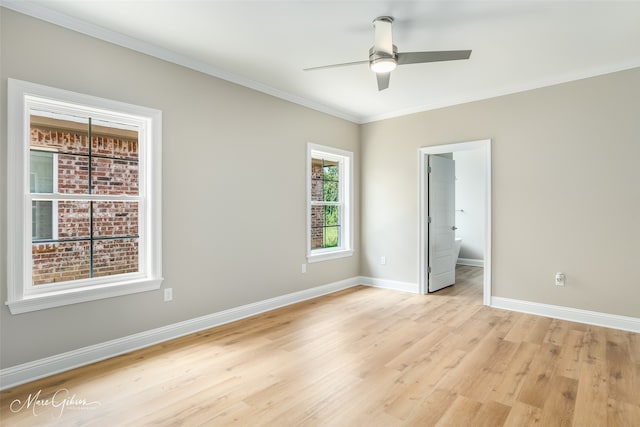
<box><xmin>456</xmin><ymin>258</ymin><xmax>484</xmax><ymax>267</ymax></box>
<box><xmin>359</xmin><ymin>276</ymin><xmax>420</xmax><ymax>294</ymax></box>
<box><xmin>4</xmin><ymin>277</ymin><xmax>639</xmax><ymax>390</ymax></box>
<box><xmin>0</xmin><ymin>277</ymin><xmax>361</xmax><ymax>390</ymax></box>
<box><xmin>491</xmin><ymin>296</ymin><xmax>640</xmax><ymax>333</ymax></box>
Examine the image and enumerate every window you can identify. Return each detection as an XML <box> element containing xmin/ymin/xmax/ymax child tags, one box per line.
<box><xmin>307</xmin><ymin>143</ymin><xmax>353</xmax><ymax>262</ymax></box>
<box><xmin>7</xmin><ymin>79</ymin><xmax>162</xmax><ymax>314</ymax></box>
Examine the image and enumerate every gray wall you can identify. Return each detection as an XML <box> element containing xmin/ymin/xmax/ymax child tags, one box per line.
<box><xmin>0</xmin><ymin>9</ymin><xmax>360</xmax><ymax>368</ymax></box>
<box><xmin>361</xmin><ymin>66</ymin><xmax>640</xmax><ymax>318</ymax></box>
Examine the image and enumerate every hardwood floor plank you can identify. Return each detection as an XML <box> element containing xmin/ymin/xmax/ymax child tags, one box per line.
<box><xmin>517</xmin><ymin>342</ymin><xmax>563</xmax><ymax>408</ymax></box>
<box><xmin>469</xmin><ymin>400</ymin><xmax>512</xmax><ymax>427</ymax></box>
<box><xmin>503</xmin><ymin>401</ymin><xmax>543</xmax><ymax>426</ymax></box>
<box><xmin>606</xmin><ymin>397</ymin><xmax>640</xmax><ymax>427</ymax></box>
<box><xmin>434</xmin><ymin>394</ymin><xmax>482</xmax><ymax>427</ymax></box>
<box><xmin>572</xmin><ymin>361</ymin><xmax>608</xmax><ymax>427</ymax></box>
<box><xmin>490</xmin><ymin>341</ymin><xmax>540</xmax><ymax>406</ymax></box>
<box><xmin>403</xmin><ymin>388</ymin><xmax>458</xmax><ymax>426</ymax></box>
<box><xmin>538</xmin><ymin>375</ymin><xmax>578</xmax><ymax>426</ymax></box>
<box><xmin>606</xmin><ymin>328</ymin><xmax>639</xmax><ymax>407</ymax></box>
<box><xmin>554</xmin><ymin>329</ymin><xmax>586</xmax><ymax>380</ymax></box>
<box><xmin>382</xmin><ymin>347</ymin><xmax>467</xmax><ymax>420</ymax></box>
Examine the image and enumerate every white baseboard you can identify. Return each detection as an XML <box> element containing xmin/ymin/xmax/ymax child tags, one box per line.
<box><xmin>0</xmin><ymin>277</ymin><xmax>360</xmax><ymax>390</ymax></box>
<box><xmin>359</xmin><ymin>276</ymin><xmax>419</xmax><ymax>294</ymax></box>
<box><xmin>5</xmin><ymin>277</ymin><xmax>637</xmax><ymax>390</ymax></box>
<box><xmin>457</xmin><ymin>258</ymin><xmax>484</xmax><ymax>267</ymax></box>
<box><xmin>491</xmin><ymin>296</ymin><xmax>640</xmax><ymax>333</ymax></box>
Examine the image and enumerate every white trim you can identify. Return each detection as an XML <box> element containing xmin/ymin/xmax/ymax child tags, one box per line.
<box><xmin>4</xmin><ymin>275</ymin><xmax>638</xmax><ymax>390</ymax></box>
<box><xmin>418</xmin><ymin>140</ymin><xmax>492</xmax><ymax>305</ymax></box>
<box><xmin>307</xmin><ymin>249</ymin><xmax>354</xmax><ymax>264</ymax></box>
<box><xmin>7</xmin><ymin>278</ymin><xmax>163</xmax><ymax>315</ymax></box>
<box><xmin>491</xmin><ymin>297</ymin><xmax>640</xmax><ymax>333</ymax></box>
<box><xmin>0</xmin><ymin>277</ymin><xmax>360</xmax><ymax>390</ymax></box>
<box><xmin>360</xmin><ymin>59</ymin><xmax>640</xmax><ymax>124</ymax></box>
<box><xmin>5</xmin><ymin>0</ymin><xmax>639</xmax><ymax>125</ymax></box>
<box><xmin>6</xmin><ymin>78</ymin><xmax>163</xmax><ymax>314</ymax></box>
<box><xmin>457</xmin><ymin>258</ymin><xmax>484</xmax><ymax>267</ymax></box>
<box><xmin>0</xmin><ymin>0</ymin><xmax>360</xmax><ymax>124</ymax></box>
<box><xmin>359</xmin><ymin>276</ymin><xmax>419</xmax><ymax>294</ymax></box>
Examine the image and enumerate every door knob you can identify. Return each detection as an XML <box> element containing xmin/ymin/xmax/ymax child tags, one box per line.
<box><xmin>451</xmin><ymin>226</ymin><xmax>458</xmax><ymax>230</ymax></box>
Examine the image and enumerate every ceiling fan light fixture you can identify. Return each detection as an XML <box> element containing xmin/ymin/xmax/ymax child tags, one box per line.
<box><xmin>369</xmin><ymin>45</ymin><xmax>398</xmax><ymax>74</ymax></box>
<box><xmin>370</xmin><ymin>58</ymin><xmax>397</xmax><ymax>73</ymax></box>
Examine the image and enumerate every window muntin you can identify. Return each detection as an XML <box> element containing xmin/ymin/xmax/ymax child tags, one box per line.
<box><xmin>7</xmin><ymin>79</ymin><xmax>162</xmax><ymax>314</ymax></box>
<box><xmin>307</xmin><ymin>144</ymin><xmax>353</xmax><ymax>262</ymax></box>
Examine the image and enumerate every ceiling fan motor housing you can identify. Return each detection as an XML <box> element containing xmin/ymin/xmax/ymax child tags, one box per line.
<box><xmin>370</xmin><ymin>16</ymin><xmax>397</xmax><ymax>73</ymax></box>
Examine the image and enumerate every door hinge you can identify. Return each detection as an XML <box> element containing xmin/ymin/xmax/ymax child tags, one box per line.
<box><xmin>427</xmin><ymin>216</ymin><xmax>432</xmax><ymax>223</ymax></box>
<box><xmin>427</xmin><ymin>166</ymin><xmax>432</xmax><ymax>173</ymax></box>
<box><xmin>428</xmin><ymin>266</ymin><xmax>432</xmax><ymax>274</ymax></box>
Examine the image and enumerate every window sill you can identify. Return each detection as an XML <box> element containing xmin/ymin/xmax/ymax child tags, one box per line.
<box><xmin>6</xmin><ymin>277</ymin><xmax>163</xmax><ymax>314</ymax></box>
<box><xmin>307</xmin><ymin>249</ymin><xmax>353</xmax><ymax>263</ymax></box>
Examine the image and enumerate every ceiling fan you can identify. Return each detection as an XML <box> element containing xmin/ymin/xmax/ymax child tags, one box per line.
<box><xmin>304</xmin><ymin>16</ymin><xmax>472</xmax><ymax>91</ymax></box>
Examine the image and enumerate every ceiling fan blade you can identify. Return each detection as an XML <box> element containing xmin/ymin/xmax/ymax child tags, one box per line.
<box><xmin>303</xmin><ymin>60</ymin><xmax>369</xmax><ymax>71</ymax></box>
<box><xmin>377</xmin><ymin>72</ymin><xmax>390</xmax><ymax>91</ymax></box>
<box><xmin>373</xmin><ymin>17</ymin><xmax>394</xmax><ymax>54</ymax></box>
<box><xmin>397</xmin><ymin>50</ymin><xmax>472</xmax><ymax>65</ymax></box>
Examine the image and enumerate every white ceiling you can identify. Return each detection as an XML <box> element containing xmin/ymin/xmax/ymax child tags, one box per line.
<box><xmin>5</xmin><ymin>1</ymin><xmax>640</xmax><ymax>123</ymax></box>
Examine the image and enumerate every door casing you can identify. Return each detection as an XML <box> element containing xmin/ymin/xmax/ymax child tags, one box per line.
<box><xmin>418</xmin><ymin>140</ymin><xmax>492</xmax><ymax>305</ymax></box>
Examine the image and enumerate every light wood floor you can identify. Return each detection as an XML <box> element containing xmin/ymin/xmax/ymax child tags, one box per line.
<box><xmin>1</xmin><ymin>266</ymin><xmax>639</xmax><ymax>426</ymax></box>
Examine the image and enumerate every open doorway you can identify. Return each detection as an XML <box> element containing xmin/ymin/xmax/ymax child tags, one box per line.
<box><xmin>418</xmin><ymin>140</ymin><xmax>492</xmax><ymax>305</ymax></box>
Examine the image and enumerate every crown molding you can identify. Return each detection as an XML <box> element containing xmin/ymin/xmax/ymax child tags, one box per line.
<box><xmin>0</xmin><ymin>1</ymin><xmax>362</xmax><ymax>124</ymax></box>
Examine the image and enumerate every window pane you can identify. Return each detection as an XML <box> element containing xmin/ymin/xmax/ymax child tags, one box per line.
<box><xmin>311</xmin><ymin>178</ymin><xmax>323</xmax><ymax>201</ymax></box>
<box><xmin>58</xmin><ymin>201</ymin><xmax>91</xmax><ymax>240</ymax></box>
<box><xmin>323</xmin><ymin>161</ymin><xmax>339</xmax><ymax>182</ymax></box>
<box><xmin>311</xmin><ymin>158</ymin><xmax>323</xmax><ymax>178</ymax></box>
<box><xmin>323</xmin><ymin>181</ymin><xmax>339</xmax><ymax>202</ymax></box>
<box><xmin>324</xmin><ymin>205</ymin><xmax>340</xmax><ymax>226</ymax></box>
<box><xmin>90</xmin><ymin>121</ymin><xmax>139</xmax><ymax>161</ymax></box>
<box><xmin>58</xmin><ymin>154</ymin><xmax>90</xmax><ymax>194</ymax></box>
<box><xmin>310</xmin><ymin>206</ymin><xmax>341</xmax><ymax>250</ymax></box>
<box><xmin>32</xmin><ymin>201</ymin><xmax>53</xmax><ymax>241</ymax></box>
<box><xmin>311</xmin><ymin>227</ymin><xmax>323</xmax><ymax>250</ymax></box>
<box><xmin>93</xmin><ymin>238</ymin><xmax>139</xmax><ymax>278</ymax></box>
<box><xmin>312</xmin><ymin>158</ymin><xmax>340</xmax><ymax>203</ymax></box>
<box><xmin>93</xmin><ymin>201</ymin><xmax>139</xmax><ymax>238</ymax></box>
<box><xmin>311</xmin><ymin>158</ymin><xmax>323</xmax><ymax>202</ymax></box>
<box><xmin>30</xmin><ymin>113</ymin><xmax>89</xmax><ymax>155</ymax></box>
<box><xmin>91</xmin><ymin>157</ymin><xmax>139</xmax><ymax>195</ymax></box>
<box><xmin>32</xmin><ymin>241</ymin><xmax>91</xmax><ymax>285</ymax></box>
<box><xmin>324</xmin><ymin>226</ymin><xmax>340</xmax><ymax>248</ymax></box>
<box><xmin>30</xmin><ymin>151</ymin><xmax>54</xmax><ymax>193</ymax></box>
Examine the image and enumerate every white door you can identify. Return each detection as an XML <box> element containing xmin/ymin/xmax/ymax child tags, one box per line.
<box><xmin>428</xmin><ymin>155</ymin><xmax>456</xmax><ymax>292</ymax></box>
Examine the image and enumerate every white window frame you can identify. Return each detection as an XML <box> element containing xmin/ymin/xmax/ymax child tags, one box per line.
<box><xmin>306</xmin><ymin>143</ymin><xmax>353</xmax><ymax>263</ymax></box>
<box><xmin>7</xmin><ymin>78</ymin><xmax>163</xmax><ymax>314</ymax></box>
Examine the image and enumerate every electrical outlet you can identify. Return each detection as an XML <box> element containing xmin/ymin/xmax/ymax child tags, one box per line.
<box><xmin>380</xmin><ymin>256</ymin><xmax>386</xmax><ymax>265</ymax></box>
<box><xmin>301</xmin><ymin>263</ymin><xmax>307</xmax><ymax>274</ymax></box>
<box><xmin>555</xmin><ymin>273</ymin><xmax>565</xmax><ymax>287</ymax></box>
<box><xmin>164</xmin><ymin>288</ymin><xmax>173</xmax><ymax>301</ymax></box>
